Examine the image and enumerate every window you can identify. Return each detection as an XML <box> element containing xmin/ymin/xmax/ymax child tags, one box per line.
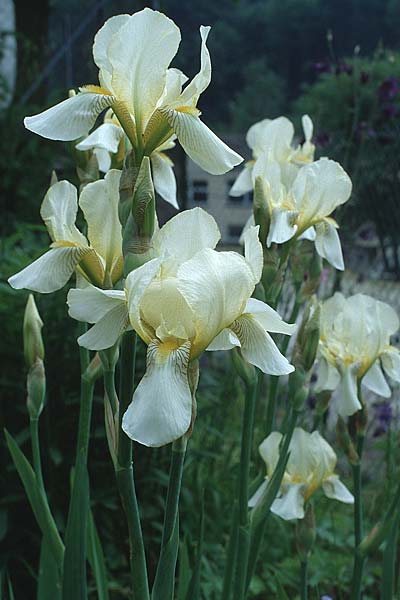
<box><xmin>227</xmin><ymin>224</ymin><xmax>243</xmax><ymax>241</ymax></box>
<box><xmin>192</xmin><ymin>179</ymin><xmax>208</xmax><ymax>202</ymax></box>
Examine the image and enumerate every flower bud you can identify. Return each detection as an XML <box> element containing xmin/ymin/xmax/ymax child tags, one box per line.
<box><xmin>294</xmin><ymin>298</ymin><xmax>321</xmax><ymax>372</ymax></box>
<box><xmin>261</xmin><ymin>247</ymin><xmax>286</xmax><ymax>306</ymax></box>
<box><xmin>289</xmin><ymin>369</ymin><xmax>309</xmax><ymax>410</ymax></box>
<box><xmin>253</xmin><ymin>176</ymin><xmax>270</xmax><ymax>246</ymax></box>
<box><xmin>23</xmin><ymin>295</ymin><xmax>44</xmax><ymax>369</ymax></box>
<box><xmin>122</xmin><ymin>157</ymin><xmax>155</xmax><ymax>275</ymax></box>
<box><xmin>296</xmin><ymin>502</ymin><xmax>316</xmax><ymax>559</ymax></box>
<box><xmin>27</xmin><ymin>358</ymin><xmax>46</xmax><ymax>419</ymax></box>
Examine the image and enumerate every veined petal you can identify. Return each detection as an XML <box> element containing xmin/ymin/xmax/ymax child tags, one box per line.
<box><xmin>152</xmin><ymin>207</ymin><xmax>220</xmax><ymax>263</ymax></box>
<box><xmin>79</xmin><ymin>170</ymin><xmax>122</xmax><ymax>276</ymax></box>
<box><xmin>24</xmin><ymin>92</ymin><xmax>114</xmax><ymax>141</ymax></box>
<box><xmin>92</xmin><ymin>14</ymin><xmax>130</xmax><ymax>90</ymax></box>
<box><xmin>229</xmin><ymin>165</ymin><xmax>253</xmax><ymax>197</ymax></box>
<box><xmin>161</xmin><ymin>68</ymin><xmax>189</xmax><ymax>106</ymax></box>
<box><xmin>67</xmin><ymin>285</ymin><xmax>126</xmax><ymax>323</ymax></box>
<box><xmin>206</xmin><ymin>328</ymin><xmax>240</xmax><ymax>351</ymax></box>
<box><xmin>242</xmin><ymin>225</ymin><xmax>263</xmax><ymax>283</ymax></box>
<box><xmin>231</xmin><ymin>314</ymin><xmax>294</xmax><ymax>375</ymax></box>
<box><xmin>151</xmin><ymin>152</ymin><xmax>179</xmax><ymax>209</ymax></box>
<box><xmin>248</xmin><ymin>479</ymin><xmax>269</xmax><ymax>508</ymax></box>
<box><xmin>244</xmin><ymin>298</ymin><xmax>296</xmax><ymax>335</ymax></box>
<box><xmin>177</xmin><ymin>25</ymin><xmax>211</xmax><ymax>105</ymax></box>
<box><xmin>122</xmin><ymin>339</ymin><xmax>192</xmax><ymax>447</ymax></box>
<box><xmin>8</xmin><ymin>246</ymin><xmax>88</xmax><ymax>293</ymax></box>
<box><xmin>323</xmin><ymin>475</ymin><xmax>354</xmax><ymax>504</ymax></box>
<box><xmin>362</xmin><ymin>360</ymin><xmax>391</xmax><ymax>397</ymax></box>
<box><xmin>337</xmin><ymin>364</ymin><xmax>362</xmax><ymax>416</ymax></box>
<box><xmin>266</xmin><ymin>207</ymin><xmax>297</xmax><ymax>247</ymax></box>
<box><xmin>381</xmin><ymin>347</ymin><xmax>400</xmax><ymax>382</ymax></box>
<box><xmin>125</xmin><ymin>257</ymin><xmax>163</xmax><ymax>341</ymax></box>
<box><xmin>40</xmin><ymin>180</ymin><xmax>87</xmax><ymax>245</ymax></box>
<box><xmin>314</xmin><ymin>218</ymin><xmax>344</xmax><ymax>270</ymax></box>
<box><xmin>248</xmin><ymin>117</ymin><xmax>294</xmax><ymax>161</ymax></box>
<box><xmin>162</xmin><ymin>109</ymin><xmax>243</xmax><ymax>174</ymax></box>
<box><xmin>75</xmin><ymin>122</ymin><xmax>124</xmax><ymax>153</ymax></box>
<box><xmin>107</xmin><ymin>8</ymin><xmax>181</xmax><ymax>126</ymax></box>
<box><xmin>77</xmin><ymin>302</ymin><xmax>130</xmax><ymax>350</ymax></box>
<box><xmin>271</xmin><ymin>483</ymin><xmax>305</xmax><ymax>520</ymax></box>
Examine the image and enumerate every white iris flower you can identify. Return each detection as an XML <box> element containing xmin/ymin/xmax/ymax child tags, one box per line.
<box><xmin>24</xmin><ymin>8</ymin><xmax>242</xmax><ymax>176</ymax></box>
<box><xmin>8</xmin><ymin>170</ymin><xmax>123</xmax><ymax>293</ymax></box>
<box><xmin>249</xmin><ymin>427</ymin><xmax>354</xmax><ymax>520</ymax></box>
<box><xmin>67</xmin><ymin>208</ymin><xmax>296</xmax><ymax>447</ymax></box>
<box><xmin>315</xmin><ymin>293</ymin><xmax>400</xmax><ymax>416</ymax></box>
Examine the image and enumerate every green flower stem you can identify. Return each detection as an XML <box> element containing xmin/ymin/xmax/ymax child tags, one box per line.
<box><xmin>116</xmin><ymin>331</ymin><xmax>149</xmax><ymax>600</ymax></box>
<box><xmin>30</xmin><ymin>417</ymin><xmax>45</xmax><ymax>494</ymax></box>
<box><xmin>381</xmin><ymin>511</ymin><xmax>400</xmax><ymax>599</ymax></box>
<box><xmin>221</xmin><ymin>503</ymin><xmax>239</xmax><ymax>600</ymax></box>
<box><xmin>350</xmin><ymin>424</ymin><xmax>365</xmax><ymax>600</ymax></box>
<box><xmin>232</xmin><ymin>375</ymin><xmax>259</xmax><ymax>600</ymax></box>
<box><xmin>160</xmin><ymin>436</ymin><xmax>187</xmax><ymax>550</ymax></box>
<box><xmin>300</xmin><ymin>559</ymin><xmax>308</xmax><ymax>600</ymax></box>
<box><xmin>103</xmin><ymin>368</ymin><xmax>118</xmax><ymax>415</ymax></box>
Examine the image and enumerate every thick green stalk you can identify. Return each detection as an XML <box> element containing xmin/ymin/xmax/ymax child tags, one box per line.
<box><xmin>152</xmin><ymin>436</ymin><xmax>187</xmax><ymax>599</ymax></box>
<box><xmin>381</xmin><ymin>511</ymin><xmax>400</xmax><ymax>599</ymax></box>
<box><xmin>221</xmin><ymin>503</ymin><xmax>239</xmax><ymax>600</ymax></box>
<box><xmin>232</xmin><ymin>376</ymin><xmax>258</xmax><ymax>600</ymax></box>
<box><xmin>350</xmin><ymin>430</ymin><xmax>365</xmax><ymax>600</ymax></box>
<box><xmin>116</xmin><ymin>331</ymin><xmax>149</xmax><ymax>600</ymax></box>
<box><xmin>300</xmin><ymin>560</ymin><xmax>308</xmax><ymax>600</ymax></box>
<box><xmin>103</xmin><ymin>369</ymin><xmax>118</xmax><ymax>416</ymax></box>
<box><xmin>30</xmin><ymin>417</ymin><xmax>45</xmax><ymax>493</ymax></box>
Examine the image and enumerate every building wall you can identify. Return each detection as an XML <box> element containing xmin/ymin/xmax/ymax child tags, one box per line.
<box><xmin>186</xmin><ymin>159</ymin><xmax>252</xmax><ymax>246</ymax></box>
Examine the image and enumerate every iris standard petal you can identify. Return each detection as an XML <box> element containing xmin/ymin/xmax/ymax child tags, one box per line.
<box><xmin>153</xmin><ymin>207</ymin><xmax>220</xmax><ymax>264</ymax></box>
<box><xmin>243</xmin><ymin>298</ymin><xmax>297</xmax><ymax>335</ymax></box>
<box><xmin>229</xmin><ymin>166</ymin><xmax>253</xmax><ymax>197</ymax></box>
<box><xmin>79</xmin><ymin>169</ymin><xmax>122</xmax><ymax>275</ymax></box>
<box><xmin>107</xmin><ymin>8</ymin><xmax>181</xmax><ymax>126</ymax></box>
<box><xmin>40</xmin><ymin>180</ymin><xmax>87</xmax><ymax>246</ymax></box>
<box><xmin>76</xmin><ymin>122</ymin><xmax>124</xmax><ymax>154</ymax></box>
<box><xmin>381</xmin><ymin>347</ymin><xmax>400</xmax><ymax>382</ymax></box>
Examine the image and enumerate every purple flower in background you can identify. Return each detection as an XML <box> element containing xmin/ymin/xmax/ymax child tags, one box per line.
<box><xmin>382</xmin><ymin>104</ymin><xmax>397</xmax><ymax>119</ymax></box>
<box><xmin>373</xmin><ymin>401</ymin><xmax>393</xmax><ymax>437</ymax></box>
<box><xmin>335</xmin><ymin>62</ymin><xmax>353</xmax><ymax>76</ymax></box>
<box><xmin>378</xmin><ymin>77</ymin><xmax>399</xmax><ymax>102</ymax></box>
<box><xmin>313</xmin><ymin>61</ymin><xmax>331</xmax><ymax>74</ymax></box>
<box><xmin>315</xmin><ymin>131</ymin><xmax>331</xmax><ymax>147</ymax></box>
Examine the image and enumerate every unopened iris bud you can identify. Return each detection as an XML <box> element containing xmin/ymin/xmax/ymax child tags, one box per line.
<box><xmin>122</xmin><ymin>157</ymin><xmax>155</xmax><ymax>275</ymax></box>
<box><xmin>27</xmin><ymin>359</ymin><xmax>46</xmax><ymax>419</ymax></box>
<box><xmin>293</xmin><ymin>298</ymin><xmax>321</xmax><ymax>372</ymax></box>
<box><xmin>23</xmin><ymin>295</ymin><xmax>44</xmax><ymax>369</ymax></box>
<box><xmin>253</xmin><ymin>176</ymin><xmax>270</xmax><ymax>246</ymax></box>
<box><xmin>289</xmin><ymin>369</ymin><xmax>309</xmax><ymax>410</ymax></box>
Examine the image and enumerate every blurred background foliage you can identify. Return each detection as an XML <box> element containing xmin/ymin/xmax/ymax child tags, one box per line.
<box><xmin>1</xmin><ymin>0</ymin><xmax>400</xmax><ymax>597</ymax></box>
